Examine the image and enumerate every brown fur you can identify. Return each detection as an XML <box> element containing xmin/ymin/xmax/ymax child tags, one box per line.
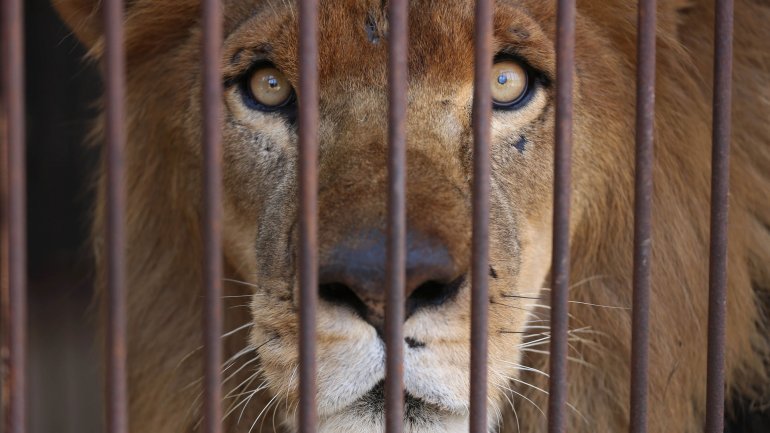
<box><xmin>53</xmin><ymin>0</ymin><xmax>770</xmax><ymax>431</ymax></box>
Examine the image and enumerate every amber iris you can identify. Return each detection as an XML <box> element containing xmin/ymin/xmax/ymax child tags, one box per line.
<box><xmin>491</xmin><ymin>60</ymin><xmax>528</xmax><ymax>106</ymax></box>
<box><xmin>248</xmin><ymin>66</ymin><xmax>294</xmax><ymax>107</ymax></box>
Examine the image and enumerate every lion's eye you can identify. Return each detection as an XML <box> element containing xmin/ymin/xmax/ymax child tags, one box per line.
<box><xmin>491</xmin><ymin>59</ymin><xmax>529</xmax><ymax>109</ymax></box>
<box><xmin>245</xmin><ymin>65</ymin><xmax>295</xmax><ymax>110</ymax></box>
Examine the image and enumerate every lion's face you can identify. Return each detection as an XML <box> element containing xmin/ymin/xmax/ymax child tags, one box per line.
<box><xmin>58</xmin><ymin>0</ymin><xmax>626</xmax><ymax>429</ymax></box>
<box><xmin>201</xmin><ymin>1</ymin><xmax>610</xmax><ymax>431</ymax></box>
<box><xmin>51</xmin><ymin>0</ymin><xmax>770</xmax><ymax>429</ymax></box>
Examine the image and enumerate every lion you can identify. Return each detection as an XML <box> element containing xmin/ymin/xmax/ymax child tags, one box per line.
<box><xmin>52</xmin><ymin>0</ymin><xmax>770</xmax><ymax>431</ymax></box>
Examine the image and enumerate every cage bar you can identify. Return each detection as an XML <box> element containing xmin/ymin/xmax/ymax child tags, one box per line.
<box><xmin>704</xmin><ymin>0</ymin><xmax>733</xmax><ymax>432</ymax></box>
<box><xmin>201</xmin><ymin>0</ymin><xmax>224</xmax><ymax>432</ymax></box>
<box><xmin>102</xmin><ymin>0</ymin><xmax>129</xmax><ymax>432</ymax></box>
<box><xmin>548</xmin><ymin>0</ymin><xmax>576</xmax><ymax>432</ymax></box>
<box><xmin>298</xmin><ymin>0</ymin><xmax>320</xmax><ymax>431</ymax></box>
<box><xmin>385</xmin><ymin>0</ymin><xmax>408</xmax><ymax>432</ymax></box>
<box><xmin>469</xmin><ymin>0</ymin><xmax>492</xmax><ymax>431</ymax></box>
<box><xmin>1</xmin><ymin>0</ymin><xmax>27</xmax><ymax>432</ymax></box>
<box><xmin>629</xmin><ymin>0</ymin><xmax>656</xmax><ymax>432</ymax></box>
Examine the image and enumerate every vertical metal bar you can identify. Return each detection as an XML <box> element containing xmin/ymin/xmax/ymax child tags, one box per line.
<box><xmin>298</xmin><ymin>0</ymin><xmax>320</xmax><ymax>431</ymax></box>
<box><xmin>470</xmin><ymin>0</ymin><xmax>492</xmax><ymax>431</ymax></box>
<box><xmin>629</xmin><ymin>0</ymin><xmax>656</xmax><ymax>432</ymax></box>
<box><xmin>201</xmin><ymin>0</ymin><xmax>224</xmax><ymax>432</ymax></box>
<box><xmin>1</xmin><ymin>0</ymin><xmax>26</xmax><ymax>431</ymax></box>
<box><xmin>705</xmin><ymin>0</ymin><xmax>733</xmax><ymax>431</ymax></box>
<box><xmin>103</xmin><ymin>0</ymin><xmax>128</xmax><ymax>432</ymax></box>
<box><xmin>385</xmin><ymin>0</ymin><xmax>408</xmax><ymax>431</ymax></box>
<box><xmin>548</xmin><ymin>0</ymin><xmax>575</xmax><ymax>431</ymax></box>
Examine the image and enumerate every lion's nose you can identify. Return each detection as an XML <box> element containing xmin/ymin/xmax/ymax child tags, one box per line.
<box><xmin>318</xmin><ymin>230</ymin><xmax>463</xmax><ymax>334</ymax></box>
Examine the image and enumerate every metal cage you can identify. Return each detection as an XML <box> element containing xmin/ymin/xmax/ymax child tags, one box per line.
<box><xmin>1</xmin><ymin>0</ymin><xmax>734</xmax><ymax>432</ymax></box>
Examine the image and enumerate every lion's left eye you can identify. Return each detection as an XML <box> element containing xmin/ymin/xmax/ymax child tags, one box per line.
<box><xmin>491</xmin><ymin>59</ymin><xmax>530</xmax><ymax>109</ymax></box>
<box><xmin>241</xmin><ymin>64</ymin><xmax>296</xmax><ymax>111</ymax></box>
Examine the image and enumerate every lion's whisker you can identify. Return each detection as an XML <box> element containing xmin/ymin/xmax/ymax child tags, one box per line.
<box><xmin>249</xmin><ymin>392</ymin><xmax>280</xmax><ymax>433</ymax></box>
<box><xmin>493</xmin><ymin>378</ymin><xmax>546</xmax><ymax>419</ymax></box>
<box><xmin>222</xmin><ymin>347</ymin><xmax>256</xmax><ymax>373</ymax></box>
<box><xmin>176</xmin><ymin>322</ymin><xmax>254</xmax><ymax>370</ymax></box>
<box><xmin>516</xmin><ymin>335</ymin><xmax>551</xmax><ymax>348</ymax></box>
<box><xmin>526</xmin><ymin>301</ymin><xmax>629</xmax><ymax>311</ymax></box>
<box><xmin>500</xmin><ymin>360</ymin><xmax>550</xmax><ymax>378</ymax></box>
<box><xmin>489</xmin><ymin>392</ymin><xmax>504</xmax><ymax>428</ymax></box>
<box><xmin>224</xmin><ymin>337</ymin><xmax>277</xmax><ymax>372</ymax></box>
<box><xmin>222</xmin><ymin>374</ymin><xmax>264</xmax><ymax>420</ymax></box>
<box><xmin>224</xmin><ymin>278</ymin><xmax>261</xmax><ymax>290</ymax></box>
<box><xmin>182</xmin><ymin>349</ymin><xmax>253</xmax><ymax>394</ymax></box>
<box><xmin>495</xmin><ymin>382</ymin><xmax>521</xmax><ymax>433</ymax></box>
<box><xmin>187</xmin><ymin>335</ymin><xmax>277</xmax><ymax>427</ymax></box>
<box><xmin>222</xmin><ymin>339</ymin><xmax>278</xmax><ymax>400</ymax></box>
<box><xmin>226</xmin><ymin>386</ymin><xmax>261</xmax><ymax>401</ymax></box>
<box><xmin>237</xmin><ymin>378</ymin><xmax>271</xmax><ymax>423</ymax></box>
<box><xmin>222</xmin><ymin>356</ymin><xmax>260</xmax><ymax>389</ymax></box>
<box><xmin>501</xmin><ymin>274</ymin><xmax>614</xmax><ymax>302</ymax></box>
<box><xmin>519</xmin><ymin>348</ymin><xmax>595</xmax><ymax>369</ymax></box>
<box><xmin>568</xmin><ymin>299</ymin><xmax>629</xmax><ymax>309</ymax></box>
<box><xmin>238</xmin><ymin>381</ymin><xmax>271</xmax><ymax>424</ymax></box>
<box><xmin>277</xmin><ymin>365</ymin><xmax>299</xmax><ymax>428</ymax></box>
<box><xmin>538</xmin><ymin>274</ymin><xmax>612</xmax><ymax>292</ymax></box>
<box><xmin>494</xmin><ymin>371</ymin><xmax>587</xmax><ymax>423</ymax></box>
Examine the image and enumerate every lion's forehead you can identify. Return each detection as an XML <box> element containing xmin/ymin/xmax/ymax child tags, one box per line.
<box><xmin>222</xmin><ymin>0</ymin><xmax>554</xmax><ymax>91</ymax></box>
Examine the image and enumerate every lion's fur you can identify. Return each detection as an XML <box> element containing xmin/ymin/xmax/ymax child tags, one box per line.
<box><xmin>53</xmin><ymin>0</ymin><xmax>770</xmax><ymax>431</ymax></box>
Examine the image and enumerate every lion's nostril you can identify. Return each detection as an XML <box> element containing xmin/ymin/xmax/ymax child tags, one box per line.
<box><xmin>409</xmin><ymin>281</ymin><xmax>446</xmax><ymax>304</ymax></box>
<box><xmin>318</xmin><ymin>282</ymin><xmax>369</xmax><ymax>319</ymax></box>
<box><xmin>406</xmin><ymin>275</ymin><xmax>465</xmax><ymax>318</ymax></box>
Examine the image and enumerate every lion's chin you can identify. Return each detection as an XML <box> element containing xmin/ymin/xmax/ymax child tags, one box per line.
<box><xmin>313</xmin><ymin>382</ymin><xmax>469</xmax><ymax>433</ymax></box>
<box><xmin>317</xmin><ymin>407</ymin><xmax>468</xmax><ymax>433</ymax></box>
<box><xmin>317</xmin><ymin>412</ymin><xmax>468</xmax><ymax>433</ymax></box>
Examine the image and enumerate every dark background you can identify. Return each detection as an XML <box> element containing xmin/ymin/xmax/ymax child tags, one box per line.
<box><xmin>19</xmin><ymin>0</ymin><xmax>102</xmax><ymax>431</ymax></box>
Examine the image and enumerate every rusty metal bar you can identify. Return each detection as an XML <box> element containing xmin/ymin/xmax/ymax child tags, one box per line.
<box><xmin>298</xmin><ymin>0</ymin><xmax>320</xmax><ymax>431</ymax></box>
<box><xmin>201</xmin><ymin>0</ymin><xmax>224</xmax><ymax>432</ymax></box>
<box><xmin>103</xmin><ymin>0</ymin><xmax>128</xmax><ymax>432</ymax></box>
<box><xmin>629</xmin><ymin>0</ymin><xmax>656</xmax><ymax>431</ymax></box>
<box><xmin>548</xmin><ymin>0</ymin><xmax>575</xmax><ymax>431</ymax></box>
<box><xmin>385</xmin><ymin>0</ymin><xmax>408</xmax><ymax>431</ymax></box>
<box><xmin>470</xmin><ymin>0</ymin><xmax>492</xmax><ymax>431</ymax></box>
<box><xmin>1</xmin><ymin>0</ymin><xmax>26</xmax><ymax>431</ymax></box>
<box><xmin>704</xmin><ymin>0</ymin><xmax>733</xmax><ymax>432</ymax></box>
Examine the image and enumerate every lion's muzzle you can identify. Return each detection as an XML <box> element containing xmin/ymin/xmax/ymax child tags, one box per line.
<box><xmin>318</xmin><ymin>228</ymin><xmax>465</xmax><ymax>335</ymax></box>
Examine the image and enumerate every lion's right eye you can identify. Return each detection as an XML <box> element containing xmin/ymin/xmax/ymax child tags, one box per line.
<box><xmin>243</xmin><ymin>65</ymin><xmax>296</xmax><ymax>111</ymax></box>
<box><xmin>491</xmin><ymin>58</ymin><xmax>531</xmax><ymax>110</ymax></box>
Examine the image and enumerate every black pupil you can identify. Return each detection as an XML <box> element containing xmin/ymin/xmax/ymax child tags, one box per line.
<box><xmin>267</xmin><ymin>76</ymin><xmax>279</xmax><ymax>88</ymax></box>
